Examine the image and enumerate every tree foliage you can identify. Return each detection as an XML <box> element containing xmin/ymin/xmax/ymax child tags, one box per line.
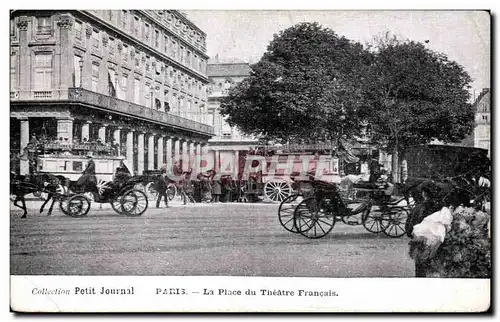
<box><xmin>220</xmin><ymin>24</ymin><xmax>475</xmax><ymax>175</ymax></box>
<box><xmin>220</xmin><ymin>22</ymin><xmax>371</xmax><ymax>143</ymax></box>
<box><xmin>361</xmin><ymin>39</ymin><xmax>475</xmax><ymax>153</ymax></box>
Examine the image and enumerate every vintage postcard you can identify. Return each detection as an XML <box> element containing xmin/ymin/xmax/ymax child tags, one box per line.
<box><xmin>8</xmin><ymin>7</ymin><xmax>491</xmax><ymax>313</ymax></box>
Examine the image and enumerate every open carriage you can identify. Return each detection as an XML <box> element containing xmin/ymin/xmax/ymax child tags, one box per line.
<box><xmin>278</xmin><ymin>176</ymin><xmax>413</xmax><ymax>239</ymax></box>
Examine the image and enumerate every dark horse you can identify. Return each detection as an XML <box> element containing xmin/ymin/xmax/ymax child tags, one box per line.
<box><xmin>10</xmin><ymin>171</ymin><xmax>64</xmax><ymax>218</ymax></box>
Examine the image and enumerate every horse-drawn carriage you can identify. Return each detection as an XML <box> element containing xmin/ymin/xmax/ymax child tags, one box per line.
<box><xmin>10</xmin><ymin>142</ymin><xmax>148</xmax><ymax>218</ymax></box>
<box><xmin>223</xmin><ymin>143</ymin><xmax>341</xmax><ymax>203</ymax></box>
<box><xmin>278</xmin><ymin>144</ymin><xmax>491</xmax><ymax>239</ymax></box>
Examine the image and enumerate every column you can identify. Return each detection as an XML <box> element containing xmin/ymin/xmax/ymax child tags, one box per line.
<box><xmin>126</xmin><ymin>130</ymin><xmax>134</xmax><ymax>171</ymax></box>
<box><xmin>196</xmin><ymin>143</ymin><xmax>202</xmax><ymax>174</ymax></box>
<box><xmin>148</xmin><ymin>134</ymin><xmax>155</xmax><ymax>171</ymax></box>
<box><xmin>234</xmin><ymin>150</ymin><xmax>239</xmax><ymax>179</ymax></box>
<box><xmin>174</xmin><ymin>138</ymin><xmax>181</xmax><ymax>164</ymax></box>
<box><xmin>56</xmin><ymin>117</ymin><xmax>74</xmax><ymax>142</ymax></box>
<box><xmin>215</xmin><ymin>150</ymin><xmax>220</xmax><ymax>172</ymax></box>
<box><xmin>19</xmin><ymin>117</ymin><xmax>29</xmax><ymax>175</ymax></box>
<box><xmin>137</xmin><ymin>132</ymin><xmax>145</xmax><ymax>175</ymax></box>
<box><xmin>157</xmin><ymin>136</ymin><xmax>164</xmax><ymax>169</ymax></box>
<box><xmin>181</xmin><ymin>140</ymin><xmax>189</xmax><ymax>171</ymax></box>
<box><xmin>57</xmin><ymin>14</ymin><xmax>74</xmax><ymax>90</ymax></box>
<box><xmin>81</xmin><ymin>121</ymin><xmax>91</xmax><ymax>142</ymax></box>
<box><xmin>189</xmin><ymin>142</ymin><xmax>196</xmax><ymax>175</ymax></box>
<box><xmin>98</xmin><ymin>124</ymin><xmax>107</xmax><ymax>143</ymax></box>
<box><xmin>113</xmin><ymin>127</ymin><xmax>121</xmax><ymax>155</ymax></box>
<box><xmin>166</xmin><ymin>137</ymin><xmax>173</xmax><ymax>171</ymax></box>
<box><xmin>16</xmin><ymin>17</ymin><xmax>30</xmax><ymax>99</ymax></box>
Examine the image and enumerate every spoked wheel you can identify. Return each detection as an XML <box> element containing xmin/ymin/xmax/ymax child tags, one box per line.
<box><xmin>294</xmin><ymin>197</ymin><xmax>336</xmax><ymax>239</ymax></box>
<box><xmin>167</xmin><ymin>183</ymin><xmax>177</xmax><ymax>201</ymax></box>
<box><xmin>145</xmin><ymin>182</ymin><xmax>159</xmax><ymax>201</ymax></box>
<box><xmin>110</xmin><ymin>196</ymin><xmax>124</xmax><ymax>214</ymax></box>
<box><xmin>120</xmin><ymin>189</ymin><xmax>148</xmax><ymax>216</ymax></box>
<box><xmin>362</xmin><ymin>206</ymin><xmax>385</xmax><ymax>234</ymax></box>
<box><xmin>278</xmin><ymin>194</ymin><xmax>302</xmax><ymax>233</ymax></box>
<box><xmin>264</xmin><ymin>180</ymin><xmax>293</xmax><ymax>203</ymax></box>
<box><xmin>381</xmin><ymin>207</ymin><xmax>409</xmax><ymax>238</ymax></box>
<box><xmin>61</xmin><ymin>194</ymin><xmax>91</xmax><ymax>218</ymax></box>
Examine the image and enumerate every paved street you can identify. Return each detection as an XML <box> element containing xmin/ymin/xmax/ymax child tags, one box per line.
<box><xmin>10</xmin><ymin>201</ymin><xmax>415</xmax><ymax>277</ymax></box>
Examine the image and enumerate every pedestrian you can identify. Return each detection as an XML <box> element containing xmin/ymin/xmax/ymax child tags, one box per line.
<box><xmin>212</xmin><ymin>178</ymin><xmax>222</xmax><ymax>203</ymax></box>
<box><xmin>406</xmin><ymin>180</ymin><xmax>443</xmax><ymax>277</ymax></box>
<box><xmin>155</xmin><ymin>169</ymin><xmax>170</xmax><ymax>208</ymax></box>
<box><xmin>182</xmin><ymin>174</ymin><xmax>196</xmax><ymax>205</ymax></box>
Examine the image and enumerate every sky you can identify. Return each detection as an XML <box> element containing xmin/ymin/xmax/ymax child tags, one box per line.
<box><xmin>186</xmin><ymin>10</ymin><xmax>490</xmax><ymax>100</ymax></box>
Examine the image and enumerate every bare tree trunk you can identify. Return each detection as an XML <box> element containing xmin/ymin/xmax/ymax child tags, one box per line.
<box><xmin>392</xmin><ymin>138</ymin><xmax>399</xmax><ymax>183</ymax></box>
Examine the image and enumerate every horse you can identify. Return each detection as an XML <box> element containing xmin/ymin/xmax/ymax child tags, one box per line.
<box><xmin>10</xmin><ymin>172</ymin><xmax>65</xmax><ymax>218</ymax></box>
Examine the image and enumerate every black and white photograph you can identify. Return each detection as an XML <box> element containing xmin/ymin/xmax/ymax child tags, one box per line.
<box><xmin>8</xmin><ymin>6</ymin><xmax>491</xmax><ymax>313</ymax></box>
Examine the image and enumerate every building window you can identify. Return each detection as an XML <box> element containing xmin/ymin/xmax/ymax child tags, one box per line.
<box><xmin>134</xmin><ymin>78</ymin><xmax>141</xmax><ymax>104</ymax></box>
<box><xmin>164</xmin><ymin>35</ymin><xmax>169</xmax><ymax>53</ymax></box>
<box><xmin>155</xmin><ymin>30</ymin><xmax>160</xmax><ymax>47</ymax></box>
<box><xmin>91</xmin><ymin>63</ymin><xmax>99</xmax><ymax>92</ymax></box>
<box><xmin>109</xmin><ymin>38</ymin><xmax>115</xmax><ymax>55</ymax></box>
<box><xmin>10</xmin><ymin>52</ymin><xmax>17</xmax><ymax>90</ymax></box>
<box><xmin>171</xmin><ymin>40</ymin><xmax>176</xmax><ymax>58</ymax></box>
<box><xmin>187</xmin><ymin>51</ymin><xmax>191</xmax><ymax>67</ymax></box>
<box><xmin>179</xmin><ymin>46</ymin><xmax>184</xmax><ymax>63</ymax></box>
<box><xmin>73</xmin><ymin>55</ymin><xmax>82</xmax><ymax>87</ymax></box>
<box><xmin>144</xmin><ymin>23</ymin><xmax>150</xmax><ymax>40</ymax></box>
<box><xmin>194</xmin><ymin>55</ymin><xmax>198</xmax><ymax>71</ymax></box>
<box><xmin>121</xmin><ymin>10</ymin><xmax>128</xmax><ymax>28</ymax></box>
<box><xmin>122</xmin><ymin>44</ymin><xmax>128</xmax><ymax>62</ymax></box>
<box><xmin>133</xmin><ymin>17</ymin><xmax>140</xmax><ymax>36</ymax></box>
<box><xmin>34</xmin><ymin>52</ymin><xmax>53</xmax><ymax>90</ymax></box>
<box><xmin>92</xmin><ymin>30</ymin><xmax>100</xmax><ymax>48</ymax></box>
<box><xmin>37</xmin><ymin>17</ymin><xmax>51</xmax><ymax>35</ymax></box>
<box><xmin>120</xmin><ymin>74</ymin><xmax>128</xmax><ymax>92</ymax></box>
<box><xmin>74</xmin><ymin>20</ymin><xmax>82</xmax><ymax>39</ymax></box>
<box><xmin>155</xmin><ymin>98</ymin><xmax>162</xmax><ymax>110</ymax></box>
<box><xmin>10</xmin><ymin>19</ymin><xmax>15</xmax><ymax>36</ymax></box>
<box><xmin>108</xmin><ymin>10</ymin><xmax>114</xmax><ymax>21</ymax></box>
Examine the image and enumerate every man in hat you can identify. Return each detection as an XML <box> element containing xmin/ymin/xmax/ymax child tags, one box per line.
<box><xmin>155</xmin><ymin>168</ymin><xmax>170</xmax><ymax>208</ymax></box>
<box><xmin>76</xmin><ymin>152</ymin><xmax>97</xmax><ymax>191</ymax></box>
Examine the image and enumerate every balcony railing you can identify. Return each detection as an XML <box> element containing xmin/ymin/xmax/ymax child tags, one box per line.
<box><xmin>68</xmin><ymin>88</ymin><xmax>214</xmax><ymax>136</ymax></box>
<box><xmin>33</xmin><ymin>91</ymin><xmax>52</xmax><ymax>99</ymax></box>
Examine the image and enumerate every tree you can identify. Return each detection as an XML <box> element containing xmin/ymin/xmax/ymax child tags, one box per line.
<box><xmin>220</xmin><ymin>22</ymin><xmax>371</xmax><ymax>143</ymax></box>
<box><xmin>360</xmin><ymin>38</ymin><xmax>475</xmax><ymax>182</ymax></box>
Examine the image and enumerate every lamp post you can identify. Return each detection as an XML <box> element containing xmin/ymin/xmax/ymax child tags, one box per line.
<box><xmin>339</xmin><ymin>113</ymin><xmax>346</xmax><ymax>177</ymax></box>
<box><xmin>78</xmin><ymin>59</ymin><xmax>84</xmax><ymax>88</ymax></box>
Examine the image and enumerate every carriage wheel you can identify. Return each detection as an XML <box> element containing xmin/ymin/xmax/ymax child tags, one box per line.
<box><xmin>62</xmin><ymin>194</ymin><xmax>91</xmax><ymax>218</ymax></box>
<box><xmin>167</xmin><ymin>183</ymin><xmax>177</xmax><ymax>201</ymax></box>
<box><xmin>294</xmin><ymin>197</ymin><xmax>336</xmax><ymax>239</ymax></box>
<box><xmin>362</xmin><ymin>207</ymin><xmax>385</xmax><ymax>234</ymax></box>
<box><xmin>145</xmin><ymin>182</ymin><xmax>159</xmax><ymax>201</ymax></box>
<box><xmin>381</xmin><ymin>207</ymin><xmax>408</xmax><ymax>238</ymax></box>
<box><xmin>278</xmin><ymin>194</ymin><xmax>302</xmax><ymax>233</ymax></box>
<box><xmin>120</xmin><ymin>189</ymin><xmax>148</xmax><ymax>217</ymax></box>
<box><xmin>264</xmin><ymin>180</ymin><xmax>293</xmax><ymax>203</ymax></box>
<box><xmin>110</xmin><ymin>196</ymin><xmax>124</xmax><ymax>214</ymax></box>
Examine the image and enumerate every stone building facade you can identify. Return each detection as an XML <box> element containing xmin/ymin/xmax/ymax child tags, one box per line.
<box><xmin>206</xmin><ymin>57</ymin><xmax>258</xmax><ymax>177</ymax></box>
<box><xmin>10</xmin><ymin>10</ymin><xmax>214</xmax><ymax>175</ymax></box>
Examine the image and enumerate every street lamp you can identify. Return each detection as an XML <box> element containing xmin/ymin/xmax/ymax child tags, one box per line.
<box><xmin>339</xmin><ymin>112</ymin><xmax>346</xmax><ymax>177</ymax></box>
<box><xmin>78</xmin><ymin>59</ymin><xmax>84</xmax><ymax>88</ymax></box>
